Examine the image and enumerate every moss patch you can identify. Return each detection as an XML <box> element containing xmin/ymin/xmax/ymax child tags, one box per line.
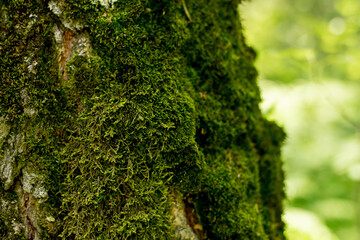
<box><xmin>1</xmin><ymin>0</ymin><xmax>285</xmax><ymax>239</ymax></box>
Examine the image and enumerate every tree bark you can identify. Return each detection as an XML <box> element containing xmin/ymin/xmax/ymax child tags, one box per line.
<box><xmin>0</xmin><ymin>0</ymin><xmax>285</xmax><ymax>239</ymax></box>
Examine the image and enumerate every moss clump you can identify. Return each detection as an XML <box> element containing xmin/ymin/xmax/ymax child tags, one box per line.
<box><xmin>182</xmin><ymin>1</ymin><xmax>285</xmax><ymax>239</ymax></box>
<box><xmin>1</xmin><ymin>0</ymin><xmax>285</xmax><ymax>239</ymax></box>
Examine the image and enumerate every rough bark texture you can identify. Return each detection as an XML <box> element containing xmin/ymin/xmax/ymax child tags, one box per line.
<box><xmin>0</xmin><ymin>0</ymin><xmax>285</xmax><ymax>239</ymax></box>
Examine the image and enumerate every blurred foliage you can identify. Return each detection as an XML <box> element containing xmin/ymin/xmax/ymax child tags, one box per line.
<box><xmin>240</xmin><ymin>0</ymin><xmax>360</xmax><ymax>239</ymax></box>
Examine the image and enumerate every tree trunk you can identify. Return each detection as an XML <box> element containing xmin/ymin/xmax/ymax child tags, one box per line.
<box><xmin>0</xmin><ymin>0</ymin><xmax>285</xmax><ymax>239</ymax></box>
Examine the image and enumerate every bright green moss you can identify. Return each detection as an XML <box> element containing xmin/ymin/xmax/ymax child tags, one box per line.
<box><xmin>1</xmin><ymin>0</ymin><xmax>285</xmax><ymax>239</ymax></box>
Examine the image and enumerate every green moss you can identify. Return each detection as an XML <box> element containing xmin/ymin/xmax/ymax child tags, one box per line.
<box><xmin>181</xmin><ymin>1</ymin><xmax>285</xmax><ymax>239</ymax></box>
<box><xmin>1</xmin><ymin>0</ymin><xmax>285</xmax><ymax>239</ymax></box>
<box><xmin>0</xmin><ymin>189</ymin><xmax>26</xmax><ymax>240</ymax></box>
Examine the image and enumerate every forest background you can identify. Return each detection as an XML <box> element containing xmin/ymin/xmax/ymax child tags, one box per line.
<box><xmin>241</xmin><ymin>0</ymin><xmax>360</xmax><ymax>239</ymax></box>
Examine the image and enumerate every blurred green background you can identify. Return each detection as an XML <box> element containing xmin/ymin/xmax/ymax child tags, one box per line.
<box><xmin>240</xmin><ymin>0</ymin><xmax>360</xmax><ymax>239</ymax></box>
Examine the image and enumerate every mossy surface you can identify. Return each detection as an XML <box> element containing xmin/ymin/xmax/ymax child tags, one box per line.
<box><xmin>0</xmin><ymin>0</ymin><xmax>285</xmax><ymax>239</ymax></box>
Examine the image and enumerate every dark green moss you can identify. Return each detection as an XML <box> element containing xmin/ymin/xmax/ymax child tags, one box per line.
<box><xmin>1</xmin><ymin>0</ymin><xmax>285</xmax><ymax>239</ymax></box>
<box><xmin>181</xmin><ymin>1</ymin><xmax>285</xmax><ymax>239</ymax></box>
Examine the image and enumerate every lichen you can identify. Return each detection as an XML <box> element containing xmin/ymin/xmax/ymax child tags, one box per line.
<box><xmin>0</xmin><ymin>0</ymin><xmax>285</xmax><ymax>239</ymax></box>
<box><xmin>48</xmin><ymin>1</ymin><xmax>84</xmax><ymax>31</ymax></box>
<box><xmin>22</xmin><ymin>167</ymin><xmax>48</xmax><ymax>202</ymax></box>
<box><xmin>171</xmin><ymin>190</ymin><xmax>200</xmax><ymax>240</ymax></box>
<box><xmin>1</xmin><ymin>134</ymin><xmax>25</xmax><ymax>190</ymax></box>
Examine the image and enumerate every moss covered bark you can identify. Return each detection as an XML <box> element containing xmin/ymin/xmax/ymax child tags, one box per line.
<box><xmin>0</xmin><ymin>0</ymin><xmax>285</xmax><ymax>239</ymax></box>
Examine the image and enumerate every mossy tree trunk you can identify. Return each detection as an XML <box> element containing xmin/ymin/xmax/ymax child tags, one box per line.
<box><xmin>0</xmin><ymin>0</ymin><xmax>285</xmax><ymax>239</ymax></box>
